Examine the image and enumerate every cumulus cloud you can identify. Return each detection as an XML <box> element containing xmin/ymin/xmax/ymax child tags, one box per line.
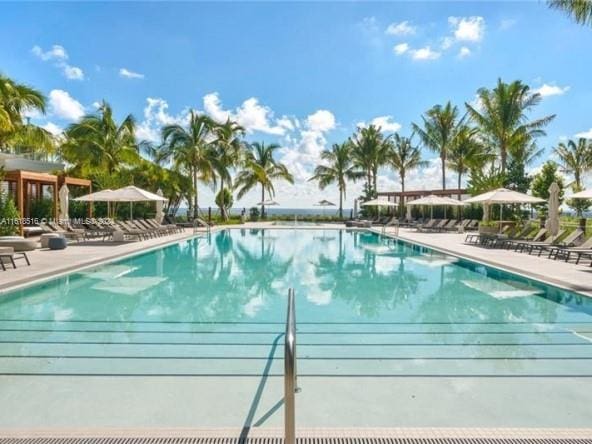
<box><xmin>119</xmin><ymin>68</ymin><xmax>145</xmax><ymax>79</ymax></box>
<box><xmin>41</xmin><ymin>122</ymin><xmax>63</xmax><ymax>136</ymax></box>
<box><xmin>534</xmin><ymin>83</ymin><xmax>570</xmax><ymax>97</ymax></box>
<box><xmin>202</xmin><ymin>92</ymin><xmax>296</xmax><ymax>135</ymax></box>
<box><xmin>31</xmin><ymin>44</ymin><xmax>84</xmax><ymax>80</ymax></box>
<box><xmin>385</xmin><ymin>21</ymin><xmax>416</xmax><ymax>36</ymax></box>
<box><xmin>448</xmin><ymin>16</ymin><xmax>485</xmax><ymax>42</ymax></box>
<box><xmin>410</xmin><ymin>46</ymin><xmax>441</xmax><ymax>60</ymax></box>
<box><xmin>575</xmin><ymin>128</ymin><xmax>592</xmax><ymax>139</ymax></box>
<box><xmin>393</xmin><ymin>43</ymin><xmax>409</xmax><ymax>55</ymax></box>
<box><xmin>357</xmin><ymin>115</ymin><xmax>402</xmax><ymax>133</ymax></box>
<box><xmin>458</xmin><ymin>46</ymin><xmax>471</xmax><ymax>59</ymax></box>
<box><xmin>306</xmin><ymin>110</ymin><xmax>336</xmax><ymax>132</ymax></box>
<box><xmin>48</xmin><ymin>89</ymin><xmax>85</xmax><ymax>121</ymax></box>
<box><xmin>136</xmin><ymin>97</ymin><xmax>190</xmax><ymax>142</ymax></box>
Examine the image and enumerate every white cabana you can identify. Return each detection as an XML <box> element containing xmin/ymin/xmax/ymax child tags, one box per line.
<box><xmin>464</xmin><ymin>188</ymin><xmax>545</xmax><ymax>231</ymax></box>
<box><xmin>360</xmin><ymin>198</ymin><xmax>397</xmax><ymax>207</ymax></box>
<box><xmin>73</xmin><ymin>189</ymin><xmax>115</xmax><ymax>201</ymax></box>
<box><xmin>58</xmin><ymin>184</ymin><xmax>69</xmax><ymax>221</ymax></box>
<box><xmin>547</xmin><ymin>182</ymin><xmax>560</xmax><ymax>236</ymax></box>
<box><xmin>407</xmin><ymin>194</ymin><xmax>465</xmax><ymax>219</ymax></box>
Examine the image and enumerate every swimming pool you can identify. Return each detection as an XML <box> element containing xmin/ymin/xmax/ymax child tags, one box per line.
<box><xmin>1</xmin><ymin>229</ymin><xmax>591</xmax><ymax>428</ymax></box>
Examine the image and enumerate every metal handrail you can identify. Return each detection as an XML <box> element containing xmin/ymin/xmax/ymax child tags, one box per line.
<box><xmin>284</xmin><ymin>288</ymin><xmax>297</xmax><ymax>444</ymax></box>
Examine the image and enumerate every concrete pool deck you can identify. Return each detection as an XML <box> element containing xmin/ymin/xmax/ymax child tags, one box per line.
<box><xmin>376</xmin><ymin>227</ymin><xmax>592</xmax><ymax>298</ymax></box>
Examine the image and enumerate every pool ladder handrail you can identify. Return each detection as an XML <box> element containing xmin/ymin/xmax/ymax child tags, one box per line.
<box><xmin>382</xmin><ymin>219</ymin><xmax>399</xmax><ymax>237</ymax></box>
<box><xmin>285</xmin><ymin>288</ymin><xmax>297</xmax><ymax>444</ymax></box>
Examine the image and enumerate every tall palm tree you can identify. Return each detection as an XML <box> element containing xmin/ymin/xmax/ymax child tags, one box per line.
<box><xmin>160</xmin><ymin>111</ymin><xmax>221</xmax><ymax>218</ymax></box>
<box><xmin>387</xmin><ymin>134</ymin><xmax>427</xmax><ymax>211</ymax></box>
<box><xmin>0</xmin><ymin>74</ymin><xmax>54</xmax><ymax>154</ymax></box>
<box><xmin>465</xmin><ymin>79</ymin><xmax>555</xmax><ymax>175</ymax></box>
<box><xmin>309</xmin><ymin>142</ymin><xmax>361</xmax><ymax>218</ymax></box>
<box><xmin>213</xmin><ymin>119</ymin><xmax>245</xmax><ymax>220</ymax></box>
<box><xmin>412</xmin><ymin>102</ymin><xmax>462</xmax><ymax>190</ymax></box>
<box><xmin>446</xmin><ymin>126</ymin><xmax>490</xmax><ymax>196</ymax></box>
<box><xmin>548</xmin><ymin>0</ymin><xmax>592</xmax><ymax>26</ymax></box>
<box><xmin>62</xmin><ymin>101</ymin><xmax>139</xmax><ymax>180</ymax></box>
<box><xmin>554</xmin><ymin>138</ymin><xmax>592</xmax><ymax>191</ymax></box>
<box><xmin>350</xmin><ymin>125</ymin><xmax>391</xmax><ymax>195</ymax></box>
<box><xmin>234</xmin><ymin>142</ymin><xmax>294</xmax><ymax>218</ymax></box>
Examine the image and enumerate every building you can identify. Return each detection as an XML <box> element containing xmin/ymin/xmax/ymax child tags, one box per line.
<box><xmin>0</xmin><ymin>153</ymin><xmax>92</xmax><ymax>236</ymax></box>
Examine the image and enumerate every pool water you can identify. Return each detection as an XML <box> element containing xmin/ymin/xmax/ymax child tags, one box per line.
<box><xmin>1</xmin><ymin>229</ymin><xmax>591</xmax><ymax>428</ymax></box>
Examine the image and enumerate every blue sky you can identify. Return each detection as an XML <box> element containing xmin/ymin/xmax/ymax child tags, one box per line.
<box><xmin>1</xmin><ymin>1</ymin><xmax>591</xmax><ymax>208</ymax></box>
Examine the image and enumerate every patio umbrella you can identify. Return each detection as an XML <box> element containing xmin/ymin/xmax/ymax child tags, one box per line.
<box><xmin>464</xmin><ymin>188</ymin><xmax>545</xmax><ymax>232</ymax></box>
<box><xmin>314</xmin><ymin>199</ymin><xmax>336</xmax><ymax>217</ymax></box>
<box><xmin>156</xmin><ymin>188</ymin><xmax>165</xmax><ymax>223</ymax></box>
<box><xmin>256</xmin><ymin>199</ymin><xmax>278</xmax><ymax>218</ymax></box>
<box><xmin>406</xmin><ymin>195</ymin><xmax>464</xmax><ymax>219</ymax></box>
<box><xmin>547</xmin><ymin>182</ymin><xmax>560</xmax><ymax>236</ymax></box>
<box><xmin>100</xmin><ymin>185</ymin><xmax>168</xmax><ymax>220</ymax></box>
<box><xmin>360</xmin><ymin>198</ymin><xmax>397</xmax><ymax>218</ymax></box>
<box><xmin>58</xmin><ymin>184</ymin><xmax>69</xmax><ymax>222</ymax></box>
<box><xmin>74</xmin><ymin>189</ymin><xmax>115</xmax><ymax>218</ymax></box>
<box><xmin>568</xmin><ymin>189</ymin><xmax>592</xmax><ymax>199</ymax></box>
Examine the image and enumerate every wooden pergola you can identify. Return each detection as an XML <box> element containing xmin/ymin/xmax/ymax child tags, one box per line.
<box><xmin>3</xmin><ymin>170</ymin><xmax>92</xmax><ymax>235</ymax></box>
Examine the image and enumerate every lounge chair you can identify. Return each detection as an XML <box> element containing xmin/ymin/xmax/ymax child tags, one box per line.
<box><xmin>116</xmin><ymin>221</ymin><xmax>152</xmax><ymax>240</ymax></box>
<box><xmin>548</xmin><ymin>236</ymin><xmax>592</xmax><ymax>263</ymax></box>
<box><xmin>146</xmin><ymin>218</ymin><xmax>182</xmax><ymax>234</ymax></box>
<box><xmin>506</xmin><ymin>228</ymin><xmax>548</xmax><ymax>251</ymax></box>
<box><xmin>134</xmin><ymin>219</ymin><xmax>166</xmax><ymax>236</ymax></box>
<box><xmin>45</xmin><ymin>221</ymin><xmax>84</xmax><ymax>242</ymax></box>
<box><xmin>0</xmin><ymin>246</ymin><xmax>31</xmax><ymax>271</ymax></box>
<box><xmin>490</xmin><ymin>224</ymin><xmax>535</xmax><ymax>249</ymax></box>
<box><xmin>519</xmin><ymin>229</ymin><xmax>567</xmax><ymax>255</ymax></box>
<box><xmin>534</xmin><ymin>229</ymin><xmax>584</xmax><ymax>257</ymax></box>
<box><xmin>416</xmin><ymin>219</ymin><xmax>437</xmax><ymax>232</ymax></box>
<box><xmin>442</xmin><ymin>219</ymin><xmax>459</xmax><ymax>232</ymax></box>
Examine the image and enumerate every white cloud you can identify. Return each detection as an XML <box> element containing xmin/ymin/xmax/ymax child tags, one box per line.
<box><xmin>63</xmin><ymin>65</ymin><xmax>84</xmax><ymax>80</ymax></box>
<box><xmin>31</xmin><ymin>44</ymin><xmax>84</xmax><ymax>80</ymax></box>
<box><xmin>41</xmin><ymin>122</ymin><xmax>63</xmax><ymax>136</ymax></box>
<box><xmin>136</xmin><ymin>97</ymin><xmax>190</xmax><ymax>142</ymax></box>
<box><xmin>458</xmin><ymin>46</ymin><xmax>471</xmax><ymax>59</ymax></box>
<box><xmin>393</xmin><ymin>43</ymin><xmax>409</xmax><ymax>55</ymax></box>
<box><xmin>31</xmin><ymin>44</ymin><xmax>67</xmax><ymax>61</ymax></box>
<box><xmin>119</xmin><ymin>68</ymin><xmax>145</xmax><ymax>79</ymax></box>
<box><xmin>575</xmin><ymin>128</ymin><xmax>592</xmax><ymax>139</ymax></box>
<box><xmin>202</xmin><ymin>92</ymin><xmax>295</xmax><ymax>135</ymax></box>
<box><xmin>534</xmin><ymin>83</ymin><xmax>570</xmax><ymax>97</ymax></box>
<box><xmin>48</xmin><ymin>89</ymin><xmax>85</xmax><ymax>121</ymax></box>
<box><xmin>499</xmin><ymin>18</ymin><xmax>517</xmax><ymax>30</ymax></box>
<box><xmin>410</xmin><ymin>46</ymin><xmax>441</xmax><ymax>61</ymax></box>
<box><xmin>358</xmin><ymin>116</ymin><xmax>401</xmax><ymax>133</ymax></box>
<box><xmin>306</xmin><ymin>110</ymin><xmax>336</xmax><ymax>132</ymax></box>
<box><xmin>385</xmin><ymin>21</ymin><xmax>416</xmax><ymax>36</ymax></box>
<box><xmin>448</xmin><ymin>16</ymin><xmax>485</xmax><ymax>42</ymax></box>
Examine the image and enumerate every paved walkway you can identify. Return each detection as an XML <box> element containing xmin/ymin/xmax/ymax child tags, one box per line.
<box><xmin>375</xmin><ymin>227</ymin><xmax>592</xmax><ymax>297</ymax></box>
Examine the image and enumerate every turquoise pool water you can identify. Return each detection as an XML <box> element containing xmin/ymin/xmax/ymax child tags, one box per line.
<box><xmin>1</xmin><ymin>228</ymin><xmax>591</xmax><ymax>428</ymax></box>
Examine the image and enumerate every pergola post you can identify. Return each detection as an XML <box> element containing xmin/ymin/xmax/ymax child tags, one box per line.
<box><xmin>16</xmin><ymin>172</ymin><xmax>24</xmax><ymax>236</ymax></box>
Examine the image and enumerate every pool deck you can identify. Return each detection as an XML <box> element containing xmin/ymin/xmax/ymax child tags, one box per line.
<box><xmin>375</xmin><ymin>227</ymin><xmax>592</xmax><ymax>298</ymax></box>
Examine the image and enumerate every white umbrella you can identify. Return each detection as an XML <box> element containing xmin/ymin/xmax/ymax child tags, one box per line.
<box><xmin>546</xmin><ymin>182</ymin><xmax>560</xmax><ymax>236</ymax></box>
<box><xmin>58</xmin><ymin>184</ymin><xmax>69</xmax><ymax>222</ymax></box>
<box><xmin>314</xmin><ymin>199</ymin><xmax>336</xmax><ymax>217</ymax></box>
<box><xmin>256</xmin><ymin>199</ymin><xmax>278</xmax><ymax>218</ymax></box>
<box><xmin>96</xmin><ymin>185</ymin><xmax>167</xmax><ymax>220</ymax></box>
<box><xmin>464</xmin><ymin>188</ymin><xmax>545</xmax><ymax>232</ymax></box>
<box><xmin>156</xmin><ymin>188</ymin><xmax>165</xmax><ymax>223</ymax></box>
<box><xmin>74</xmin><ymin>189</ymin><xmax>115</xmax><ymax>219</ymax></box>
<box><xmin>569</xmin><ymin>189</ymin><xmax>592</xmax><ymax>199</ymax></box>
<box><xmin>407</xmin><ymin>194</ymin><xmax>464</xmax><ymax>219</ymax></box>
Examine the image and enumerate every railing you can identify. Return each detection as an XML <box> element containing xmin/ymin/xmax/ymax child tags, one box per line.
<box><xmin>284</xmin><ymin>288</ymin><xmax>297</xmax><ymax>444</ymax></box>
<box><xmin>382</xmin><ymin>220</ymin><xmax>399</xmax><ymax>237</ymax></box>
<box><xmin>193</xmin><ymin>218</ymin><xmax>211</xmax><ymax>234</ymax></box>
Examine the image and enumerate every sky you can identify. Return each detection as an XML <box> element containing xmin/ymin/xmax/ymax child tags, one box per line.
<box><xmin>1</xmin><ymin>1</ymin><xmax>591</xmax><ymax>209</ymax></box>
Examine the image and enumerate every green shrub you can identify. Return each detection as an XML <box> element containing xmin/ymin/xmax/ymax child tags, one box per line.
<box><xmin>0</xmin><ymin>193</ymin><xmax>20</xmax><ymax>236</ymax></box>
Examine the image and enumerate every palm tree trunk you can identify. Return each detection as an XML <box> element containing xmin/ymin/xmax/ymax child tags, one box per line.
<box><xmin>339</xmin><ymin>187</ymin><xmax>343</xmax><ymax>219</ymax></box>
<box><xmin>193</xmin><ymin>169</ymin><xmax>199</xmax><ymax>219</ymax></box>
<box><xmin>261</xmin><ymin>184</ymin><xmax>265</xmax><ymax>219</ymax></box>
<box><xmin>457</xmin><ymin>172</ymin><xmax>462</xmax><ymax>200</ymax></box>
<box><xmin>500</xmin><ymin>143</ymin><xmax>507</xmax><ymax>175</ymax></box>
<box><xmin>441</xmin><ymin>154</ymin><xmax>446</xmax><ymax>190</ymax></box>
<box><xmin>400</xmin><ymin>175</ymin><xmax>405</xmax><ymax>217</ymax></box>
<box><xmin>220</xmin><ymin>177</ymin><xmax>227</xmax><ymax>221</ymax></box>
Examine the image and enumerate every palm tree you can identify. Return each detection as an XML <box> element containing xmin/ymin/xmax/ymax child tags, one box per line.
<box><xmin>213</xmin><ymin>119</ymin><xmax>245</xmax><ymax>220</ymax></box>
<box><xmin>465</xmin><ymin>79</ymin><xmax>555</xmax><ymax>175</ymax></box>
<box><xmin>159</xmin><ymin>111</ymin><xmax>221</xmax><ymax>218</ymax></box>
<box><xmin>62</xmin><ymin>101</ymin><xmax>139</xmax><ymax>180</ymax></box>
<box><xmin>548</xmin><ymin>0</ymin><xmax>592</xmax><ymax>26</ymax></box>
<box><xmin>309</xmin><ymin>142</ymin><xmax>360</xmax><ymax>218</ymax></box>
<box><xmin>554</xmin><ymin>138</ymin><xmax>592</xmax><ymax>191</ymax></box>
<box><xmin>447</xmin><ymin>126</ymin><xmax>490</xmax><ymax>196</ymax></box>
<box><xmin>387</xmin><ymin>134</ymin><xmax>427</xmax><ymax>211</ymax></box>
<box><xmin>234</xmin><ymin>142</ymin><xmax>294</xmax><ymax>218</ymax></box>
<box><xmin>0</xmin><ymin>74</ymin><xmax>54</xmax><ymax>154</ymax></box>
<box><xmin>412</xmin><ymin>102</ymin><xmax>462</xmax><ymax>190</ymax></box>
<box><xmin>350</xmin><ymin>125</ymin><xmax>391</xmax><ymax>195</ymax></box>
